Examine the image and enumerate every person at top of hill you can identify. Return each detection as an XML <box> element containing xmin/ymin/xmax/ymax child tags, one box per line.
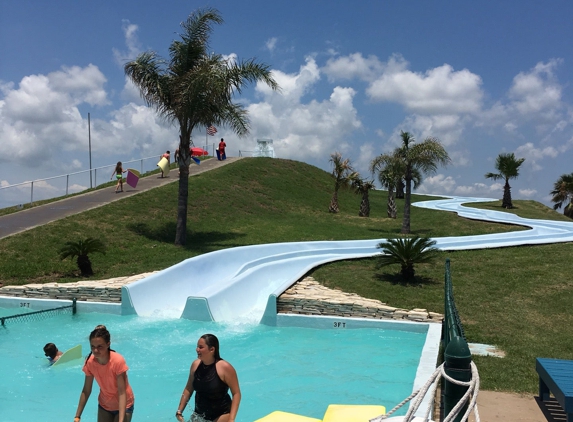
<box><xmin>218</xmin><ymin>139</ymin><xmax>226</xmax><ymax>161</ymax></box>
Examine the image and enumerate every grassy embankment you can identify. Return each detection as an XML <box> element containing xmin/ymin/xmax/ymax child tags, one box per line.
<box><xmin>0</xmin><ymin>157</ymin><xmax>571</xmax><ymax>393</ymax></box>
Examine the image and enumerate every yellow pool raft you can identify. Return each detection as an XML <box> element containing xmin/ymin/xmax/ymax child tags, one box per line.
<box><xmin>255</xmin><ymin>404</ymin><xmax>386</xmax><ymax>422</ymax></box>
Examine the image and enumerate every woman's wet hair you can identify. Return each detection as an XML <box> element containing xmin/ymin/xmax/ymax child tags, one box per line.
<box><xmin>115</xmin><ymin>162</ymin><xmax>122</xmax><ymax>172</ymax></box>
<box><xmin>201</xmin><ymin>333</ymin><xmax>221</xmax><ymax>360</ymax></box>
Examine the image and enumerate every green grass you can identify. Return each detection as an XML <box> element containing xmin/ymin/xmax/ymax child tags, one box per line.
<box><xmin>0</xmin><ymin>157</ymin><xmax>571</xmax><ymax>394</ymax></box>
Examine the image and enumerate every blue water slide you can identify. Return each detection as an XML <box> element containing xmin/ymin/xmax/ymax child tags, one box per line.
<box><xmin>121</xmin><ymin>195</ymin><xmax>573</xmax><ymax>322</ymax></box>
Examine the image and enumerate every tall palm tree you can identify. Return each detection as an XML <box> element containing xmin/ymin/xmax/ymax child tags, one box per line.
<box><xmin>125</xmin><ymin>8</ymin><xmax>279</xmax><ymax>245</ymax></box>
<box><xmin>328</xmin><ymin>152</ymin><xmax>355</xmax><ymax>213</ymax></box>
<box><xmin>485</xmin><ymin>152</ymin><xmax>525</xmax><ymax>209</ymax></box>
<box><xmin>350</xmin><ymin>174</ymin><xmax>375</xmax><ymax>217</ymax></box>
<box><xmin>398</xmin><ymin>131</ymin><xmax>451</xmax><ymax>234</ymax></box>
<box><xmin>376</xmin><ymin>236</ymin><xmax>439</xmax><ymax>281</ymax></box>
<box><xmin>550</xmin><ymin>173</ymin><xmax>573</xmax><ymax>219</ymax></box>
<box><xmin>370</xmin><ymin>150</ymin><xmax>421</xmax><ymax>219</ymax></box>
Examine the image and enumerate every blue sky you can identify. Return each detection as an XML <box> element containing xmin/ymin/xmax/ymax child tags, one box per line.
<box><xmin>1</xmin><ymin>1</ymin><xmax>572</xmax><ymax>209</ymax></box>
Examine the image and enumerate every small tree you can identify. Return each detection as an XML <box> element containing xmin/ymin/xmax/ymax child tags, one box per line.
<box><xmin>485</xmin><ymin>152</ymin><xmax>525</xmax><ymax>209</ymax></box>
<box><xmin>550</xmin><ymin>172</ymin><xmax>573</xmax><ymax>219</ymax></box>
<box><xmin>371</xmin><ymin>150</ymin><xmax>421</xmax><ymax>219</ymax></box>
<box><xmin>350</xmin><ymin>174</ymin><xmax>375</xmax><ymax>217</ymax></box>
<box><xmin>376</xmin><ymin>236</ymin><xmax>439</xmax><ymax>281</ymax></box>
<box><xmin>59</xmin><ymin>238</ymin><xmax>107</xmax><ymax>276</ymax></box>
<box><xmin>328</xmin><ymin>152</ymin><xmax>355</xmax><ymax>213</ymax></box>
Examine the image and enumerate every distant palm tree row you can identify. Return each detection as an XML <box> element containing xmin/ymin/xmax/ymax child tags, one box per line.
<box><xmin>331</xmin><ymin>136</ymin><xmax>573</xmax><ymax>228</ymax></box>
<box><xmin>329</xmin><ymin>131</ymin><xmax>452</xmax><ymax>234</ymax></box>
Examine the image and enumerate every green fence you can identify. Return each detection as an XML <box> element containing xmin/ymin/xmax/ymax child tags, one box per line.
<box><xmin>441</xmin><ymin>259</ymin><xmax>472</xmax><ymax>422</ymax></box>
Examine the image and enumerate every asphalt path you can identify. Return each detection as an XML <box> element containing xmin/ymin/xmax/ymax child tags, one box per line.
<box><xmin>0</xmin><ymin>157</ymin><xmax>240</xmax><ymax>239</ymax></box>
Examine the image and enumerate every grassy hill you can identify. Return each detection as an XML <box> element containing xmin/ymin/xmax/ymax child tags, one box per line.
<box><xmin>1</xmin><ymin>157</ymin><xmax>572</xmax><ymax>393</ymax></box>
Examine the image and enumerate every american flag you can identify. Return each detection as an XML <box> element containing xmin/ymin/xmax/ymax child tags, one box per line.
<box><xmin>207</xmin><ymin>125</ymin><xmax>217</xmax><ymax>136</ymax></box>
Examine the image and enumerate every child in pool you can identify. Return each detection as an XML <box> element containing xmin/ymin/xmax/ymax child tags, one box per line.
<box><xmin>43</xmin><ymin>343</ymin><xmax>63</xmax><ymax>365</ymax></box>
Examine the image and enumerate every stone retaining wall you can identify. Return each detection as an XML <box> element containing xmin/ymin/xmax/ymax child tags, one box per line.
<box><xmin>277</xmin><ymin>277</ymin><xmax>443</xmax><ymax>323</ymax></box>
<box><xmin>0</xmin><ymin>272</ymin><xmax>156</xmax><ymax>303</ymax></box>
<box><xmin>0</xmin><ymin>273</ymin><xmax>444</xmax><ymax>322</ymax></box>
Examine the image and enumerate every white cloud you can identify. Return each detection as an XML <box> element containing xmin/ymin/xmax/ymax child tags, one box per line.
<box><xmin>509</xmin><ymin>59</ymin><xmax>563</xmax><ymax>116</ymax></box>
<box><xmin>323</xmin><ymin>52</ymin><xmax>385</xmax><ymax>82</ymax></box>
<box><xmin>367</xmin><ymin>56</ymin><xmax>484</xmax><ymax>115</ymax></box>
<box><xmin>238</xmin><ymin>57</ymin><xmax>362</xmax><ymax>161</ymax></box>
<box><xmin>0</xmin><ymin>65</ymin><xmax>109</xmax><ymax>164</ymax></box>
<box><xmin>265</xmin><ymin>37</ymin><xmax>277</xmax><ymax>53</ymax></box>
<box><xmin>454</xmin><ymin>182</ymin><xmax>503</xmax><ymax>197</ymax></box>
<box><xmin>515</xmin><ymin>142</ymin><xmax>558</xmax><ymax>171</ymax></box>
<box><xmin>518</xmin><ymin>189</ymin><xmax>537</xmax><ymax>198</ymax></box>
<box><xmin>416</xmin><ymin>174</ymin><xmax>457</xmax><ymax>194</ymax></box>
<box><xmin>113</xmin><ymin>20</ymin><xmax>141</xmax><ymax>66</ymax></box>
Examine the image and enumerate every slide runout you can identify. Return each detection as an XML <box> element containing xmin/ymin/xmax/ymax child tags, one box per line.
<box><xmin>182</xmin><ymin>251</ymin><xmax>376</xmax><ymax>322</ymax></box>
<box><xmin>123</xmin><ymin>240</ymin><xmax>382</xmax><ymax>317</ymax></box>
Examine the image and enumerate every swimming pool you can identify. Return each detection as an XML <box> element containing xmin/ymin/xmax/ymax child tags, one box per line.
<box><xmin>0</xmin><ymin>310</ymin><xmax>436</xmax><ymax>421</ymax></box>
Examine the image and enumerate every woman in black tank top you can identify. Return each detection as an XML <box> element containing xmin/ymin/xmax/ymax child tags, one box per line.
<box><xmin>175</xmin><ymin>334</ymin><xmax>241</xmax><ymax>422</ymax></box>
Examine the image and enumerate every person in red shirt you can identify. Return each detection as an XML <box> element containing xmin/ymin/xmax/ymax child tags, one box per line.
<box><xmin>74</xmin><ymin>325</ymin><xmax>135</xmax><ymax>422</ymax></box>
<box><xmin>218</xmin><ymin>139</ymin><xmax>226</xmax><ymax>161</ymax></box>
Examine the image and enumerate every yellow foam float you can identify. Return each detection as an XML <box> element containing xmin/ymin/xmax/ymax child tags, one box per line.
<box><xmin>52</xmin><ymin>344</ymin><xmax>82</xmax><ymax>367</ymax></box>
<box><xmin>255</xmin><ymin>404</ymin><xmax>385</xmax><ymax>422</ymax></box>
<box><xmin>322</xmin><ymin>404</ymin><xmax>386</xmax><ymax>422</ymax></box>
<box><xmin>254</xmin><ymin>411</ymin><xmax>321</xmax><ymax>422</ymax></box>
<box><xmin>157</xmin><ymin>157</ymin><xmax>170</xmax><ymax>176</ymax></box>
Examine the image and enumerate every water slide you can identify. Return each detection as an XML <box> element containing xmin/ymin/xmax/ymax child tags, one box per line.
<box><xmin>121</xmin><ymin>196</ymin><xmax>573</xmax><ymax>322</ymax></box>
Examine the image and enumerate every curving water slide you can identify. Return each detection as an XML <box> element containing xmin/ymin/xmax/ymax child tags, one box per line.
<box><xmin>121</xmin><ymin>196</ymin><xmax>573</xmax><ymax>322</ymax></box>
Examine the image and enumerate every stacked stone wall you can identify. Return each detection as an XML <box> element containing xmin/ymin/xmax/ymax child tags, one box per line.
<box><xmin>277</xmin><ymin>277</ymin><xmax>443</xmax><ymax>323</ymax></box>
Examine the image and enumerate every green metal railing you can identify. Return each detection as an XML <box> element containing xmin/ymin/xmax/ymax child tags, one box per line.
<box><xmin>441</xmin><ymin>259</ymin><xmax>472</xmax><ymax>422</ymax></box>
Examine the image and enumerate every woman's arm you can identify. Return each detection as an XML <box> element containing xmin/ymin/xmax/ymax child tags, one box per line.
<box><xmin>219</xmin><ymin>361</ymin><xmax>241</xmax><ymax>422</ymax></box>
<box><xmin>117</xmin><ymin>372</ymin><xmax>128</xmax><ymax>422</ymax></box>
<box><xmin>176</xmin><ymin>360</ymin><xmax>198</xmax><ymax>421</ymax></box>
<box><xmin>74</xmin><ymin>375</ymin><xmax>94</xmax><ymax>421</ymax></box>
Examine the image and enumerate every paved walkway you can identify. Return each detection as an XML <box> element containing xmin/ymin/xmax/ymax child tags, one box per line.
<box><xmin>0</xmin><ymin>157</ymin><xmax>240</xmax><ymax>239</ymax></box>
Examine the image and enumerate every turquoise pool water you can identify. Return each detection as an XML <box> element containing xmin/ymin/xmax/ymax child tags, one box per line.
<box><xmin>0</xmin><ymin>311</ymin><xmax>427</xmax><ymax>421</ymax></box>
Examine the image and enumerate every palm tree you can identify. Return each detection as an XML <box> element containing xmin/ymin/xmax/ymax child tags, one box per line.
<box><xmin>376</xmin><ymin>236</ymin><xmax>439</xmax><ymax>281</ymax></box>
<box><xmin>397</xmin><ymin>131</ymin><xmax>451</xmax><ymax>234</ymax></box>
<box><xmin>328</xmin><ymin>152</ymin><xmax>355</xmax><ymax>213</ymax></box>
<box><xmin>125</xmin><ymin>8</ymin><xmax>279</xmax><ymax>245</ymax></box>
<box><xmin>350</xmin><ymin>174</ymin><xmax>375</xmax><ymax>217</ymax></box>
<box><xmin>550</xmin><ymin>173</ymin><xmax>573</xmax><ymax>219</ymax></box>
<box><xmin>485</xmin><ymin>152</ymin><xmax>525</xmax><ymax>209</ymax></box>
<box><xmin>59</xmin><ymin>238</ymin><xmax>107</xmax><ymax>276</ymax></box>
<box><xmin>370</xmin><ymin>150</ymin><xmax>421</xmax><ymax>219</ymax></box>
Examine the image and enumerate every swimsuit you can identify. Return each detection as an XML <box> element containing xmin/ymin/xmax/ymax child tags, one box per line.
<box><xmin>192</xmin><ymin>360</ymin><xmax>231</xmax><ymax>421</ymax></box>
<box><xmin>116</xmin><ymin>174</ymin><xmax>122</xmax><ymax>180</ymax></box>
